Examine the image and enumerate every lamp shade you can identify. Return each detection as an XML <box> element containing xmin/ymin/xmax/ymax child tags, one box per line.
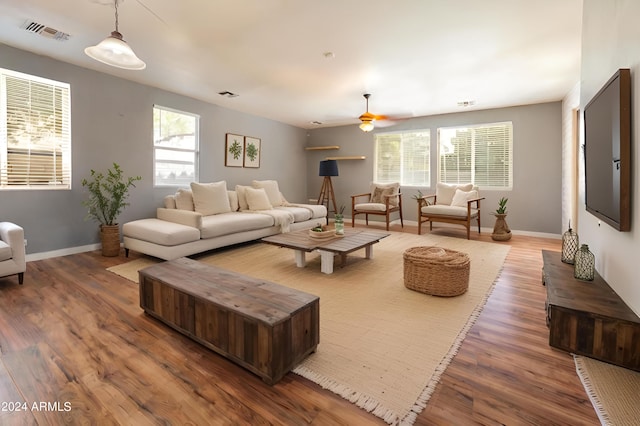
<box><xmin>319</xmin><ymin>159</ymin><xmax>339</xmax><ymax>177</ymax></box>
<box><xmin>85</xmin><ymin>31</ymin><xmax>146</xmax><ymax>70</ymax></box>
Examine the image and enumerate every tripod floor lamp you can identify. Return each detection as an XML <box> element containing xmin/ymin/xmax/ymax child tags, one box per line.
<box><xmin>317</xmin><ymin>159</ymin><xmax>338</xmax><ymax>222</ymax></box>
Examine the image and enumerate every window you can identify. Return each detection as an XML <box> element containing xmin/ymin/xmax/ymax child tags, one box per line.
<box><xmin>438</xmin><ymin>122</ymin><xmax>512</xmax><ymax>189</ymax></box>
<box><xmin>0</xmin><ymin>68</ymin><xmax>71</xmax><ymax>189</ymax></box>
<box><xmin>374</xmin><ymin>130</ymin><xmax>430</xmax><ymax>186</ymax></box>
<box><xmin>153</xmin><ymin>105</ymin><xmax>199</xmax><ymax>187</ymax></box>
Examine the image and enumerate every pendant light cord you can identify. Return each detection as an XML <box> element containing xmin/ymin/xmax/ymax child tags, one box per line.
<box><xmin>114</xmin><ymin>0</ymin><xmax>120</xmax><ymax>33</ymax></box>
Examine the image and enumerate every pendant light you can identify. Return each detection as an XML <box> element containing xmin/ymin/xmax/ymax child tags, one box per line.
<box><xmin>85</xmin><ymin>0</ymin><xmax>146</xmax><ymax>70</ymax></box>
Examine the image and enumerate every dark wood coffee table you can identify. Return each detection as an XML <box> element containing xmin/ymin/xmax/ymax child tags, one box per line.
<box><xmin>261</xmin><ymin>228</ymin><xmax>389</xmax><ymax>274</ymax></box>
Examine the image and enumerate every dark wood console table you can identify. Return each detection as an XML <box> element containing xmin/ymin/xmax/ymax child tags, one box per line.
<box><xmin>542</xmin><ymin>250</ymin><xmax>640</xmax><ymax>371</ymax></box>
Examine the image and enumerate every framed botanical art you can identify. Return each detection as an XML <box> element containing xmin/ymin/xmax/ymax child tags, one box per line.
<box><xmin>225</xmin><ymin>133</ymin><xmax>244</xmax><ymax>167</ymax></box>
<box><xmin>244</xmin><ymin>136</ymin><xmax>261</xmax><ymax>168</ymax></box>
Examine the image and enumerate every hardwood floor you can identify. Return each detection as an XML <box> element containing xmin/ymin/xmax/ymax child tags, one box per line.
<box><xmin>0</xmin><ymin>225</ymin><xmax>599</xmax><ymax>425</ymax></box>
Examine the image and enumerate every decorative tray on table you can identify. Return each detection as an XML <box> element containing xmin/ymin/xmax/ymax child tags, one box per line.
<box><xmin>308</xmin><ymin>226</ymin><xmax>340</xmax><ymax>240</ymax></box>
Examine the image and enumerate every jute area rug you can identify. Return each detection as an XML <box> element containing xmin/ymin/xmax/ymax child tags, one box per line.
<box><xmin>108</xmin><ymin>232</ymin><xmax>509</xmax><ymax>425</ymax></box>
<box><xmin>574</xmin><ymin>355</ymin><xmax>640</xmax><ymax>426</ymax></box>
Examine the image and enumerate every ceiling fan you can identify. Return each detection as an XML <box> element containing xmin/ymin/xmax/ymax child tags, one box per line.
<box><xmin>358</xmin><ymin>93</ymin><xmax>393</xmax><ymax>132</ymax></box>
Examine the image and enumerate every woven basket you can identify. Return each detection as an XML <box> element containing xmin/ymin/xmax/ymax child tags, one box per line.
<box><xmin>100</xmin><ymin>224</ymin><xmax>121</xmax><ymax>257</ymax></box>
<box><xmin>403</xmin><ymin>246</ymin><xmax>470</xmax><ymax>296</ymax></box>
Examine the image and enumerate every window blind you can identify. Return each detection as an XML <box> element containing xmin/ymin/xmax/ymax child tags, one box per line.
<box><xmin>438</xmin><ymin>122</ymin><xmax>512</xmax><ymax>189</ymax></box>
<box><xmin>0</xmin><ymin>69</ymin><xmax>71</xmax><ymax>189</ymax></box>
<box><xmin>374</xmin><ymin>130</ymin><xmax>430</xmax><ymax>186</ymax></box>
<box><xmin>1</xmin><ymin>69</ymin><xmax>71</xmax><ymax>189</ymax></box>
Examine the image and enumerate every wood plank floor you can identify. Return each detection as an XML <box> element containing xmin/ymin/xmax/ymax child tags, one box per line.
<box><xmin>0</xmin><ymin>225</ymin><xmax>599</xmax><ymax>425</ymax></box>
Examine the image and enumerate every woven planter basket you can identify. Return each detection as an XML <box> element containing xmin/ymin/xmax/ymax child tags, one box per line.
<box><xmin>403</xmin><ymin>246</ymin><xmax>470</xmax><ymax>296</ymax></box>
<box><xmin>100</xmin><ymin>224</ymin><xmax>121</xmax><ymax>257</ymax></box>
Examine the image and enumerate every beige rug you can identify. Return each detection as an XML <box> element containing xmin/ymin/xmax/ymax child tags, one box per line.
<box><xmin>108</xmin><ymin>232</ymin><xmax>509</xmax><ymax>425</ymax></box>
<box><xmin>574</xmin><ymin>355</ymin><xmax>640</xmax><ymax>425</ymax></box>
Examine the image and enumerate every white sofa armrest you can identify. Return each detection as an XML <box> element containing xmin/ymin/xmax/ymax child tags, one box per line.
<box><xmin>157</xmin><ymin>208</ymin><xmax>203</xmax><ymax>229</ymax></box>
<box><xmin>0</xmin><ymin>222</ymin><xmax>25</xmax><ymax>268</ymax></box>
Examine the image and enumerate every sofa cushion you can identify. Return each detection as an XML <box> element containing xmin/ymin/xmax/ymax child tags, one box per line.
<box><xmin>421</xmin><ymin>204</ymin><xmax>478</xmax><ymax>218</ymax></box>
<box><xmin>123</xmin><ymin>218</ymin><xmax>200</xmax><ymax>246</ymax></box>
<box><xmin>451</xmin><ymin>189</ymin><xmax>479</xmax><ymax>207</ymax></box>
<box><xmin>252</xmin><ymin>180</ymin><xmax>284</xmax><ymax>206</ymax></box>
<box><xmin>190</xmin><ymin>181</ymin><xmax>231</xmax><ymax>215</ymax></box>
<box><xmin>175</xmin><ymin>188</ymin><xmax>194</xmax><ymax>211</ymax></box>
<box><xmin>0</xmin><ymin>240</ymin><xmax>12</xmax><ymax>261</ymax></box>
<box><xmin>275</xmin><ymin>206</ymin><xmax>311</xmax><ymax>222</ymax></box>
<box><xmin>435</xmin><ymin>182</ymin><xmax>473</xmax><ymax>205</ymax></box>
<box><xmin>245</xmin><ymin>187</ymin><xmax>273</xmax><ymax>211</ymax></box>
<box><xmin>200</xmin><ymin>212</ymin><xmax>275</xmax><ymax>238</ymax></box>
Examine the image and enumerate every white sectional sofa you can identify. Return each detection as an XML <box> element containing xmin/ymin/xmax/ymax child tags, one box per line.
<box><xmin>123</xmin><ymin>180</ymin><xmax>326</xmax><ymax>260</ymax></box>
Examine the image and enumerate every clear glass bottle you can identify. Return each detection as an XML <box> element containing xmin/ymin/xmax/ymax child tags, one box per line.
<box><xmin>574</xmin><ymin>244</ymin><xmax>595</xmax><ymax>281</ymax></box>
<box><xmin>334</xmin><ymin>216</ymin><xmax>344</xmax><ymax>235</ymax></box>
<box><xmin>561</xmin><ymin>221</ymin><xmax>579</xmax><ymax>264</ymax></box>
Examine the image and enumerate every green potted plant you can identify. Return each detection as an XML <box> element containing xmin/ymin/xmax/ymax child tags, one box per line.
<box><xmin>491</xmin><ymin>197</ymin><xmax>511</xmax><ymax>241</ymax></box>
<box><xmin>334</xmin><ymin>205</ymin><xmax>345</xmax><ymax>235</ymax></box>
<box><xmin>82</xmin><ymin>163</ymin><xmax>141</xmax><ymax>256</ymax></box>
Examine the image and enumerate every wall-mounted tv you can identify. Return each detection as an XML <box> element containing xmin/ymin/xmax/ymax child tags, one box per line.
<box><xmin>583</xmin><ymin>68</ymin><xmax>631</xmax><ymax>231</ymax></box>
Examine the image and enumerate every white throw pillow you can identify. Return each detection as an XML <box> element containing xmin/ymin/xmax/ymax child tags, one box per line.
<box><xmin>451</xmin><ymin>189</ymin><xmax>478</xmax><ymax>207</ymax></box>
<box><xmin>227</xmin><ymin>190</ymin><xmax>239</xmax><ymax>212</ymax></box>
<box><xmin>235</xmin><ymin>185</ymin><xmax>252</xmax><ymax>211</ymax></box>
<box><xmin>190</xmin><ymin>181</ymin><xmax>231</xmax><ymax>215</ymax></box>
<box><xmin>175</xmin><ymin>188</ymin><xmax>194</xmax><ymax>211</ymax></box>
<box><xmin>245</xmin><ymin>187</ymin><xmax>273</xmax><ymax>211</ymax></box>
<box><xmin>163</xmin><ymin>195</ymin><xmax>177</xmax><ymax>209</ymax></box>
<box><xmin>252</xmin><ymin>180</ymin><xmax>283</xmax><ymax>206</ymax></box>
<box><xmin>435</xmin><ymin>182</ymin><xmax>473</xmax><ymax>205</ymax></box>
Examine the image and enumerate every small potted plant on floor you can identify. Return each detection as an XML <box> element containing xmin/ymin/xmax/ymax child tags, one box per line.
<box><xmin>82</xmin><ymin>163</ymin><xmax>141</xmax><ymax>256</ymax></box>
<box><xmin>491</xmin><ymin>197</ymin><xmax>512</xmax><ymax>241</ymax></box>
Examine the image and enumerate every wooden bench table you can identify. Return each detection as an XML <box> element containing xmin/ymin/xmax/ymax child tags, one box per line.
<box><xmin>139</xmin><ymin>257</ymin><xmax>320</xmax><ymax>384</ymax></box>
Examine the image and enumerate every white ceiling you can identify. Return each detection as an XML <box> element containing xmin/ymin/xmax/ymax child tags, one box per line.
<box><xmin>0</xmin><ymin>0</ymin><xmax>583</xmax><ymax>129</ymax></box>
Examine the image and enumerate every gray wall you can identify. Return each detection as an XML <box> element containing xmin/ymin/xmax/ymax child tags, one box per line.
<box><xmin>577</xmin><ymin>0</ymin><xmax>640</xmax><ymax>315</ymax></box>
<box><xmin>0</xmin><ymin>44</ymin><xmax>307</xmax><ymax>255</ymax></box>
<box><xmin>306</xmin><ymin>102</ymin><xmax>563</xmax><ymax>234</ymax></box>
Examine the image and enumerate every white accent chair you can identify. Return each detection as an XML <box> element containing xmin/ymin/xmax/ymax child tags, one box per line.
<box><xmin>351</xmin><ymin>182</ymin><xmax>403</xmax><ymax>231</ymax></box>
<box><xmin>417</xmin><ymin>183</ymin><xmax>484</xmax><ymax>239</ymax></box>
<box><xmin>0</xmin><ymin>222</ymin><xmax>26</xmax><ymax>285</ymax></box>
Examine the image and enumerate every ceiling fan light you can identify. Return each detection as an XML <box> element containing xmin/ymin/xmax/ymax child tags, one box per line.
<box><xmin>85</xmin><ymin>31</ymin><xmax>146</xmax><ymax>70</ymax></box>
<box><xmin>359</xmin><ymin>121</ymin><xmax>374</xmax><ymax>132</ymax></box>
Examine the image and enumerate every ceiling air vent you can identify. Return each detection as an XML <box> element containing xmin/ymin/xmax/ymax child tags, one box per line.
<box><xmin>21</xmin><ymin>21</ymin><xmax>70</xmax><ymax>41</ymax></box>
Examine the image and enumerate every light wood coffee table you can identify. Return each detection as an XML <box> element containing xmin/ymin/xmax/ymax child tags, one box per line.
<box><xmin>261</xmin><ymin>228</ymin><xmax>389</xmax><ymax>274</ymax></box>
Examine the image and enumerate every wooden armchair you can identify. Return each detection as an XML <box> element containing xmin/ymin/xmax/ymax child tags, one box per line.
<box><xmin>417</xmin><ymin>183</ymin><xmax>484</xmax><ymax>239</ymax></box>
<box><xmin>351</xmin><ymin>182</ymin><xmax>403</xmax><ymax>231</ymax></box>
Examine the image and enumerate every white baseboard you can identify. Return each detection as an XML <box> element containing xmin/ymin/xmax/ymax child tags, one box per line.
<box><xmin>26</xmin><ymin>243</ymin><xmax>101</xmax><ymax>262</ymax></box>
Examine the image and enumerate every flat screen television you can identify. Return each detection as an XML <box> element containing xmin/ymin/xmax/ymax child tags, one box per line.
<box><xmin>583</xmin><ymin>68</ymin><xmax>631</xmax><ymax>231</ymax></box>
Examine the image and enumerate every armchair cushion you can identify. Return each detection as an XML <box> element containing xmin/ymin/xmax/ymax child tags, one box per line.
<box><xmin>451</xmin><ymin>189</ymin><xmax>479</xmax><ymax>207</ymax></box>
<box><xmin>435</xmin><ymin>182</ymin><xmax>473</xmax><ymax>205</ymax></box>
<box><xmin>421</xmin><ymin>204</ymin><xmax>479</xmax><ymax>218</ymax></box>
<box><xmin>354</xmin><ymin>202</ymin><xmax>388</xmax><ymax>212</ymax></box>
<box><xmin>0</xmin><ymin>240</ymin><xmax>11</xmax><ymax>262</ymax></box>
<box><xmin>369</xmin><ymin>182</ymin><xmax>400</xmax><ymax>206</ymax></box>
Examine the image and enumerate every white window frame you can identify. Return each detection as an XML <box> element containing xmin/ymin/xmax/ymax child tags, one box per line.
<box><xmin>0</xmin><ymin>68</ymin><xmax>71</xmax><ymax>190</ymax></box>
<box><xmin>374</xmin><ymin>130</ymin><xmax>430</xmax><ymax>186</ymax></box>
<box><xmin>153</xmin><ymin>105</ymin><xmax>199</xmax><ymax>187</ymax></box>
<box><xmin>437</xmin><ymin>122</ymin><xmax>513</xmax><ymax>190</ymax></box>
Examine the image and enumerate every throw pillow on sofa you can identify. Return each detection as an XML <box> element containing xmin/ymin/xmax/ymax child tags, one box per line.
<box><xmin>245</xmin><ymin>187</ymin><xmax>273</xmax><ymax>211</ymax></box>
<box><xmin>252</xmin><ymin>180</ymin><xmax>284</xmax><ymax>206</ymax></box>
<box><xmin>235</xmin><ymin>185</ymin><xmax>252</xmax><ymax>211</ymax></box>
<box><xmin>175</xmin><ymin>188</ymin><xmax>194</xmax><ymax>211</ymax></box>
<box><xmin>190</xmin><ymin>181</ymin><xmax>232</xmax><ymax>215</ymax></box>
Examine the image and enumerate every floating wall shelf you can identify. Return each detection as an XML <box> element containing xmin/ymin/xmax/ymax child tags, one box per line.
<box><xmin>325</xmin><ymin>156</ymin><xmax>366</xmax><ymax>160</ymax></box>
<box><xmin>305</xmin><ymin>146</ymin><xmax>340</xmax><ymax>151</ymax></box>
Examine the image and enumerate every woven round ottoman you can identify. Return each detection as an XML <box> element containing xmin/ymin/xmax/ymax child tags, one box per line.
<box><xmin>403</xmin><ymin>246</ymin><xmax>470</xmax><ymax>296</ymax></box>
